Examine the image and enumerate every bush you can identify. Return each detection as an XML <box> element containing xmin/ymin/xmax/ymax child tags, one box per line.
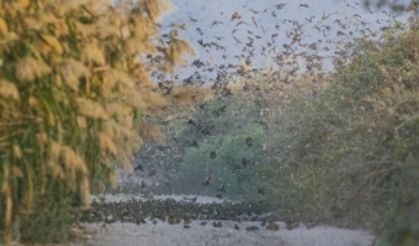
<box><xmin>260</xmin><ymin>23</ymin><xmax>419</xmax><ymax>243</ymax></box>
<box><xmin>0</xmin><ymin>0</ymin><xmax>193</xmax><ymax>243</ymax></box>
<box><xmin>178</xmin><ymin>123</ymin><xmax>267</xmax><ymax>199</ymax></box>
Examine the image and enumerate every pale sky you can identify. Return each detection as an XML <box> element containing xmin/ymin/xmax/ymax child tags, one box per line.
<box><xmin>157</xmin><ymin>0</ymin><xmax>413</xmax><ymax>82</ymax></box>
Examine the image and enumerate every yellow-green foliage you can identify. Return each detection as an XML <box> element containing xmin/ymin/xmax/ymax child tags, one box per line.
<box><xmin>261</xmin><ymin>24</ymin><xmax>419</xmax><ymax>240</ymax></box>
<box><xmin>0</xmin><ymin>0</ymin><xmax>193</xmax><ymax>243</ymax></box>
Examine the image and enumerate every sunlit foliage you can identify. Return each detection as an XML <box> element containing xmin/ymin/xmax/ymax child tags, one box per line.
<box><xmin>0</xmin><ymin>0</ymin><xmax>193</xmax><ymax>243</ymax></box>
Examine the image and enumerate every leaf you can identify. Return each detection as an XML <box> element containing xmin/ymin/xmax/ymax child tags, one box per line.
<box><xmin>15</xmin><ymin>57</ymin><xmax>52</xmax><ymax>82</ymax></box>
<box><xmin>0</xmin><ymin>18</ymin><xmax>8</xmax><ymax>35</ymax></box>
<box><xmin>41</xmin><ymin>34</ymin><xmax>63</xmax><ymax>55</ymax></box>
<box><xmin>0</xmin><ymin>80</ymin><xmax>19</xmax><ymax>101</ymax></box>
<box><xmin>76</xmin><ymin>97</ymin><xmax>108</xmax><ymax>119</ymax></box>
<box><xmin>12</xmin><ymin>166</ymin><xmax>23</xmax><ymax>178</ymax></box>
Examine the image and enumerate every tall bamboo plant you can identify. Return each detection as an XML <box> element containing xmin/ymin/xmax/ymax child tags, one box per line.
<box><xmin>0</xmin><ymin>0</ymin><xmax>194</xmax><ymax>243</ymax></box>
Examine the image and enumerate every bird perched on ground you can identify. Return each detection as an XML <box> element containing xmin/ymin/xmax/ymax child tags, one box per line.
<box><xmin>134</xmin><ymin>164</ymin><xmax>143</xmax><ymax>172</ymax></box>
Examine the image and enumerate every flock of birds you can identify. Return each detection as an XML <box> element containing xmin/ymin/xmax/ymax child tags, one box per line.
<box><xmin>112</xmin><ymin>1</ymin><xmax>416</xmax><ymax>228</ymax></box>
<box><xmin>141</xmin><ymin>0</ymin><xmax>414</xmax><ymax>196</ymax></box>
<box><xmin>149</xmin><ymin>0</ymin><xmax>412</xmax><ymax>87</ymax></box>
<box><xmin>83</xmin><ymin>197</ymin><xmax>310</xmax><ymax>231</ymax></box>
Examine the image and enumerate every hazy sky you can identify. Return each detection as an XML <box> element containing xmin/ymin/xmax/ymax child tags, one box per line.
<box><xmin>157</xmin><ymin>0</ymin><xmax>412</xmax><ymax>81</ymax></box>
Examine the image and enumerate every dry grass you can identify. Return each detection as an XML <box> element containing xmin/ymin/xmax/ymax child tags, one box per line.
<box><xmin>0</xmin><ymin>0</ymin><xmax>194</xmax><ymax>244</ymax></box>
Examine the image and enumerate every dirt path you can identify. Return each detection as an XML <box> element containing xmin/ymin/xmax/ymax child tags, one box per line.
<box><xmin>84</xmin><ymin>221</ymin><xmax>373</xmax><ymax>246</ymax></box>
<box><xmin>82</xmin><ymin>195</ymin><xmax>375</xmax><ymax>246</ymax></box>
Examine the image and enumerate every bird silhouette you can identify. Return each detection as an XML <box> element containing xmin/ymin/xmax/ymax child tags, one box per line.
<box><xmin>274</xmin><ymin>3</ymin><xmax>286</xmax><ymax>10</ymax></box>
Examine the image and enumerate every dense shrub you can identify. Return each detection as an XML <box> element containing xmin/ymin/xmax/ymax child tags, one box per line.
<box><xmin>260</xmin><ymin>24</ymin><xmax>419</xmax><ymax>244</ymax></box>
<box><xmin>0</xmin><ymin>0</ymin><xmax>193</xmax><ymax>243</ymax></box>
<box><xmin>178</xmin><ymin>123</ymin><xmax>267</xmax><ymax>199</ymax></box>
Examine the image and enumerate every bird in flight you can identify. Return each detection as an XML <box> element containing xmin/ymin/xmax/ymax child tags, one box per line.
<box><xmin>274</xmin><ymin>3</ymin><xmax>286</xmax><ymax>10</ymax></box>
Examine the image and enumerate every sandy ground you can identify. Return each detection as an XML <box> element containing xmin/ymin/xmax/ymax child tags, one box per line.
<box><xmin>83</xmin><ymin>195</ymin><xmax>375</xmax><ymax>246</ymax></box>
<box><xmin>83</xmin><ymin>221</ymin><xmax>374</xmax><ymax>246</ymax></box>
